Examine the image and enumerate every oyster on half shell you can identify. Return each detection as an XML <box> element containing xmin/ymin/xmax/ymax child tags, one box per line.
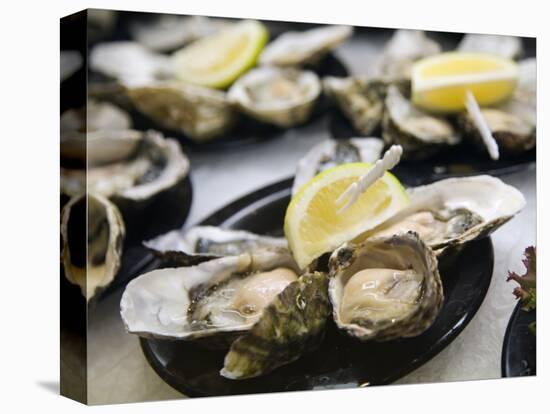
<box><xmin>329</xmin><ymin>232</ymin><xmax>443</xmax><ymax>341</ymax></box>
<box><xmin>382</xmin><ymin>85</ymin><xmax>459</xmax><ymax>159</ymax></box>
<box><xmin>61</xmin><ymin>193</ymin><xmax>125</xmax><ymax>301</ymax></box>
<box><xmin>144</xmin><ymin>226</ymin><xmax>290</xmax><ymax>266</ymax></box>
<box><xmin>227</xmin><ymin>67</ymin><xmax>321</xmax><ymax>128</ymax></box>
<box><xmin>359</xmin><ymin>175</ymin><xmax>526</xmax><ymax>255</ymax></box>
<box><xmin>259</xmin><ymin>25</ymin><xmax>353</xmax><ymax>67</ymax></box>
<box><xmin>120</xmin><ymin>250</ymin><xmax>300</xmax><ymax>341</ymax></box>
<box><xmin>323</xmin><ymin>76</ymin><xmax>388</xmax><ymax>135</ymax></box>
<box><xmin>457</xmin><ymin>59</ymin><xmax>536</xmax><ymax>157</ymax></box>
<box><xmin>458</xmin><ymin>33</ymin><xmax>523</xmax><ymax>60</ymax></box>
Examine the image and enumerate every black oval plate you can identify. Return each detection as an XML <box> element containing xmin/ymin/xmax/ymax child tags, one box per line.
<box><xmin>501</xmin><ymin>302</ymin><xmax>536</xmax><ymax>377</ymax></box>
<box><xmin>140</xmin><ymin>178</ymin><xmax>494</xmax><ymax>397</ymax></box>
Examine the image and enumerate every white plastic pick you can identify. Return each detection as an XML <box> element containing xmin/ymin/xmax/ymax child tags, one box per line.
<box><xmin>464</xmin><ymin>90</ymin><xmax>500</xmax><ymax>160</ymax></box>
<box><xmin>336</xmin><ymin>145</ymin><xmax>403</xmax><ymax>214</ymax></box>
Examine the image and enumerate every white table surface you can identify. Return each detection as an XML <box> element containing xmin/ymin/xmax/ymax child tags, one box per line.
<box><xmin>86</xmin><ymin>32</ymin><xmax>537</xmax><ymax>404</ymax></box>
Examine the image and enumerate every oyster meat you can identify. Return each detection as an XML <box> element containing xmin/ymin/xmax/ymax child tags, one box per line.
<box><xmin>292</xmin><ymin>137</ymin><xmax>384</xmax><ymax>194</ymax></box>
<box><xmin>144</xmin><ymin>225</ymin><xmax>290</xmax><ymax>266</ymax></box>
<box><xmin>458</xmin><ymin>33</ymin><xmax>523</xmax><ymax>60</ymax></box>
<box><xmin>227</xmin><ymin>67</ymin><xmax>321</xmax><ymax>127</ymax></box>
<box><xmin>329</xmin><ymin>232</ymin><xmax>443</xmax><ymax>341</ymax></box>
<box><xmin>61</xmin><ymin>193</ymin><xmax>125</xmax><ymax>301</ymax></box>
<box><xmin>382</xmin><ymin>85</ymin><xmax>459</xmax><ymax>159</ymax></box>
<box><xmin>360</xmin><ymin>175</ymin><xmax>526</xmax><ymax>255</ymax></box>
<box><xmin>120</xmin><ymin>250</ymin><xmax>300</xmax><ymax>340</ymax></box>
<box><xmin>457</xmin><ymin>58</ymin><xmax>536</xmax><ymax>156</ymax></box>
<box><xmin>323</xmin><ymin>76</ymin><xmax>388</xmax><ymax>135</ymax></box>
<box><xmin>259</xmin><ymin>25</ymin><xmax>353</xmax><ymax>67</ymax></box>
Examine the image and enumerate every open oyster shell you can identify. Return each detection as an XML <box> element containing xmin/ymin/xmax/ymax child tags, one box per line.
<box><xmin>120</xmin><ymin>250</ymin><xmax>300</xmax><ymax>341</ymax></box>
<box><xmin>360</xmin><ymin>175</ymin><xmax>526</xmax><ymax>255</ymax></box>
<box><xmin>458</xmin><ymin>33</ymin><xmax>523</xmax><ymax>60</ymax></box>
<box><xmin>221</xmin><ymin>271</ymin><xmax>330</xmax><ymax>379</ymax></box>
<box><xmin>89</xmin><ymin>41</ymin><xmax>236</xmax><ymax>141</ymax></box>
<box><xmin>329</xmin><ymin>232</ymin><xmax>443</xmax><ymax>341</ymax></box>
<box><xmin>372</xmin><ymin>30</ymin><xmax>441</xmax><ymax>82</ymax></box>
<box><xmin>127</xmin><ymin>81</ymin><xmax>236</xmax><ymax>141</ymax></box>
<box><xmin>292</xmin><ymin>137</ymin><xmax>384</xmax><ymax>195</ymax></box>
<box><xmin>382</xmin><ymin>85</ymin><xmax>459</xmax><ymax>159</ymax></box>
<box><xmin>323</xmin><ymin>76</ymin><xmax>388</xmax><ymax>135</ymax></box>
<box><xmin>227</xmin><ymin>67</ymin><xmax>321</xmax><ymax>128</ymax></box>
<box><xmin>61</xmin><ymin>193</ymin><xmax>125</xmax><ymax>301</ymax></box>
<box><xmin>259</xmin><ymin>25</ymin><xmax>353</xmax><ymax>67</ymax></box>
<box><xmin>144</xmin><ymin>226</ymin><xmax>290</xmax><ymax>266</ymax></box>
<box><xmin>60</xmin><ymin>101</ymin><xmax>139</xmax><ymax>166</ymax></box>
<box><xmin>457</xmin><ymin>59</ymin><xmax>536</xmax><ymax>156</ymax></box>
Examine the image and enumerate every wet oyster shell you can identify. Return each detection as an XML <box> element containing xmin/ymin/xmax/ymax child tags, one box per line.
<box><xmin>457</xmin><ymin>59</ymin><xmax>536</xmax><ymax>156</ymax></box>
<box><xmin>361</xmin><ymin>175</ymin><xmax>526</xmax><ymax>255</ymax></box>
<box><xmin>328</xmin><ymin>232</ymin><xmax>443</xmax><ymax>341</ymax></box>
<box><xmin>120</xmin><ymin>251</ymin><xmax>300</xmax><ymax>341</ymax></box>
<box><xmin>382</xmin><ymin>85</ymin><xmax>459</xmax><ymax>160</ymax></box>
<box><xmin>127</xmin><ymin>81</ymin><xmax>237</xmax><ymax>141</ymax></box>
<box><xmin>292</xmin><ymin>137</ymin><xmax>384</xmax><ymax>195</ymax></box>
<box><xmin>221</xmin><ymin>271</ymin><xmax>330</xmax><ymax>379</ymax></box>
<box><xmin>61</xmin><ymin>193</ymin><xmax>125</xmax><ymax>301</ymax></box>
<box><xmin>259</xmin><ymin>25</ymin><xmax>353</xmax><ymax>67</ymax></box>
<box><xmin>227</xmin><ymin>67</ymin><xmax>321</xmax><ymax>128</ymax></box>
<box><xmin>144</xmin><ymin>226</ymin><xmax>290</xmax><ymax>266</ymax></box>
<box><xmin>323</xmin><ymin>76</ymin><xmax>387</xmax><ymax>135</ymax></box>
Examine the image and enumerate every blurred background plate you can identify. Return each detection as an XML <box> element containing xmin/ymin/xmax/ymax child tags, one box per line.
<box><xmin>501</xmin><ymin>302</ymin><xmax>536</xmax><ymax>377</ymax></box>
<box><xmin>139</xmin><ymin>178</ymin><xmax>494</xmax><ymax>397</ymax></box>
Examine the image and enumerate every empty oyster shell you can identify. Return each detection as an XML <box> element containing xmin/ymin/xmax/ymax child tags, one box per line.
<box><xmin>457</xmin><ymin>59</ymin><xmax>536</xmax><ymax>156</ymax></box>
<box><xmin>120</xmin><ymin>250</ymin><xmax>300</xmax><ymax>341</ymax></box>
<box><xmin>61</xmin><ymin>193</ymin><xmax>125</xmax><ymax>301</ymax></box>
<box><xmin>372</xmin><ymin>30</ymin><xmax>441</xmax><ymax>82</ymax></box>
<box><xmin>382</xmin><ymin>85</ymin><xmax>459</xmax><ymax>159</ymax></box>
<box><xmin>227</xmin><ymin>67</ymin><xmax>321</xmax><ymax>127</ymax></box>
<box><xmin>259</xmin><ymin>25</ymin><xmax>353</xmax><ymax>67</ymax></box>
<box><xmin>127</xmin><ymin>81</ymin><xmax>236</xmax><ymax>141</ymax></box>
<box><xmin>329</xmin><ymin>232</ymin><xmax>443</xmax><ymax>341</ymax></box>
<box><xmin>360</xmin><ymin>175</ymin><xmax>526</xmax><ymax>255</ymax></box>
<box><xmin>221</xmin><ymin>271</ymin><xmax>330</xmax><ymax>379</ymax></box>
<box><xmin>292</xmin><ymin>137</ymin><xmax>384</xmax><ymax>194</ymax></box>
<box><xmin>144</xmin><ymin>226</ymin><xmax>290</xmax><ymax>266</ymax></box>
<box><xmin>458</xmin><ymin>33</ymin><xmax>523</xmax><ymax>60</ymax></box>
<box><xmin>323</xmin><ymin>76</ymin><xmax>388</xmax><ymax>135</ymax></box>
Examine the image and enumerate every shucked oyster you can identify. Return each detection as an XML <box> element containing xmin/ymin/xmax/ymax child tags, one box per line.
<box><xmin>359</xmin><ymin>175</ymin><xmax>526</xmax><ymax>255</ymax></box>
<box><xmin>457</xmin><ymin>59</ymin><xmax>536</xmax><ymax>156</ymax></box>
<box><xmin>292</xmin><ymin>137</ymin><xmax>384</xmax><ymax>194</ymax></box>
<box><xmin>144</xmin><ymin>225</ymin><xmax>290</xmax><ymax>266</ymax></box>
<box><xmin>259</xmin><ymin>25</ymin><xmax>353</xmax><ymax>67</ymax></box>
<box><xmin>89</xmin><ymin>41</ymin><xmax>236</xmax><ymax>141</ymax></box>
<box><xmin>458</xmin><ymin>33</ymin><xmax>523</xmax><ymax>60</ymax></box>
<box><xmin>61</xmin><ymin>193</ymin><xmax>125</xmax><ymax>301</ymax></box>
<box><xmin>120</xmin><ymin>250</ymin><xmax>300</xmax><ymax>340</ymax></box>
<box><xmin>382</xmin><ymin>85</ymin><xmax>459</xmax><ymax>159</ymax></box>
<box><xmin>127</xmin><ymin>81</ymin><xmax>236</xmax><ymax>141</ymax></box>
<box><xmin>329</xmin><ymin>232</ymin><xmax>443</xmax><ymax>341</ymax></box>
<box><xmin>323</xmin><ymin>76</ymin><xmax>387</xmax><ymax>135</ymax></box>
<box><xmin>227</xmin><ymin>67</ymin><xmax>321</xmax><ymax>127</ymax></box>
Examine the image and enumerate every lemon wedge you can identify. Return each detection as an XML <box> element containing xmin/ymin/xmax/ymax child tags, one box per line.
<box><xmin>172</xmin><ymin>20</ymin><xmax>268</xmax><ymax>89</ymax></box>
<box><xmin>412</xmin><ymin>52</ymin><xmax>519</xmax><ymax>112</ymax></box>
<box><xmin>284</xmin><ymin>163</ymin><xmax>409</xmax><ymax>269</ymax></box>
